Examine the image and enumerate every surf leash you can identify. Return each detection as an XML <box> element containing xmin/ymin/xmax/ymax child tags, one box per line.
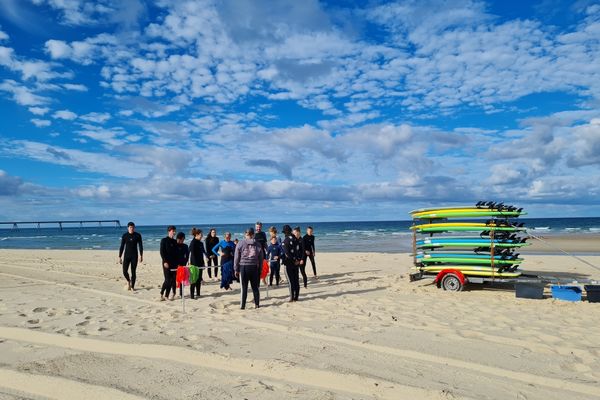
<box><xmin>526</xmin><ymin>231</ymin><xmax>600</xmax><ymax>273</ymax></box>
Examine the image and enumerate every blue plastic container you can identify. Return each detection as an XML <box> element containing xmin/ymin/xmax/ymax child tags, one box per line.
<box><xmin>551</xmin><ymin>285</ymin><xmax>582</xmax><ymax>302</ymax></box>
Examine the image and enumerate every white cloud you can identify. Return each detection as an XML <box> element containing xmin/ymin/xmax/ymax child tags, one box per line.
<box><xmin>80</xmin><ymin>112</ymin><xmax>110</xmax><ymax>123</ymax></box>
<box><xmin>45</xmin><ymin>34</ymin><xmax>121</xmax><ymax>65</ymax></box>
<box><xmin>4</xmin><ymin>140</ymin><xmax>151</xmax><ymax>178</ymax></box>
<box><xmin>0</xmin><ymin>79</ymin><xmax>49</xmax><ymax>106</ymax></box>
<box><xmin>62</xmin><ymin>83</ymin><xmax>88</xmax><ymax>91</ymax></box>
<box><xmin>0</xmin><ymin>44</ymin><xmax>67</xmax><ymax>82</ymax></box>
<box><xmin>28</xmin><ymin>106</ymin><xmax>50</xmax><ymax>115</ymax></box>
<box><xmin>32</xmin><ymin>0</ymin><xmax>145</xmax><ymax>27</ymax></box>
<box><xmin>53</xmin><ymin>109</ymin><xmax>78</xmax><ymax>120</ymax></box>
<box><xmin>75</xmin><ymin>124</ymin><xmax>126</xmax><ymax>146</ymax></box>
<box><xmin>41</xmin><ymin>0</ymin><xmax>600</xmax><ymax>118</ymax></box>
<box><xmin>0</xmin><ymin>29</ymin><xmax>8</xmax><ymax>42</ymax></box>
<box><xmin>44</xmin><ymin>39</ymin><xmax>71</xmax><ymax>59</ymax></box>
<box><xmin>0</xmin><ymin>170</ymin><xmax>23</xmax><ymax>196</ymax></box>
<box><xmin>31</xmin><ymin>118</ymin><xmax>51</xmax><ymax>127</ymax></box>
<box><xmin>74</xmin><ymin>184</ymin><xmax>111</xmax><ymax>199</ymax></box>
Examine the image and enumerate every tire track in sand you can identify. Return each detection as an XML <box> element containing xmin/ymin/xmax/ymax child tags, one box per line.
<box><xmin>0</xmin><ymin>271</ymin><xmax>159</xmax><ymax>307</ymax></box>
<box><xmin>0</xmin><ymin>368</ymin><xmax>146</xmax><ymax>400</ymax></box>
<box><xmin>230</xmin><ymin>317</ymin><xmax>600</xmax><ymax>397</ymax></box>
<box><xmin>0</xmin><ymin>327</ymin><xmax>444</xmax><ymax>400</ymax></box>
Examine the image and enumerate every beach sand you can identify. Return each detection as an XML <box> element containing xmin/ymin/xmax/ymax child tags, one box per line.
<box><xmin>520</xmin><ymin>234</ymin><xmax>600</xmax><ymax>254</ymax></box>
<box><xmin>1</xmin><ymin>248</ymin><xmax>600</xmax><ymax>399</ymax></box>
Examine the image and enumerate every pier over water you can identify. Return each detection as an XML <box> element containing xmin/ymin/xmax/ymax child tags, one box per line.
<box><xmin>0</xmin><ymin>220</ymin><xmax>121</xmax><ymax>230</ymax></box>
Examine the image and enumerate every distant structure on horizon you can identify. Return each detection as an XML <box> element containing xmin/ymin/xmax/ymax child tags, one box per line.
<box><xmin>0</xmin><ymin>220</ymin><xmax>121</xmax><ymax>230</ymax></box>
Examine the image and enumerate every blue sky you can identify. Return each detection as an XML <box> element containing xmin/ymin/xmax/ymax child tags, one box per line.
<box><xmin>0</xmin><ymin>0</ymin><xmax>599</xmax><ymax>224</ymax></box>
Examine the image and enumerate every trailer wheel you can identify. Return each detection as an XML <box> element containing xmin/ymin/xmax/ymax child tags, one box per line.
<box><xmin>441</xmin><ymin>273</ymin><xmax>464</xmax><ymax>292</ymax></box>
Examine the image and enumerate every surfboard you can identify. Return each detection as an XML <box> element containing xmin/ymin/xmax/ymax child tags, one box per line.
<box><xmin>417</xmin><ymin>241</ymin><xmax>530</xmax><ymax>249</ymax></box>
<box><xmin>416</xmin><ymin>237</ymin><xmax>529</xmax><ymax>248</ymax></box>
<box><xmin>415</xmin><ymin>252</ymin><xmax>521</xmax><ymax>260</ymax></box>
<box><xmin>410</xmin><ymin>203</ymin><xmax>520</xmax><ymax>214</ymax></box>
<box><xmin>416</xmin><ymin>237</ymin><xmax>527</xmax><ymax>244</ymax></box>
<box><xmin>412</xmin><ymin>222</ymin><xmax>525</xmax><ymax>233</ymax></box>
<box><xmin>416</xmin><ymin>256</ymin><xmax>522</xmax><ymax>265</ymax></box>
<box><xmin>411</xmin><ymin>210</ymin><xmax>525</xmax><ymax>219</ymax></box>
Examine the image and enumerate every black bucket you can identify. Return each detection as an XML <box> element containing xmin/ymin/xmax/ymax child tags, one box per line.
<box><xmin>515</xmin><ymin>283</ymin><xmax>546</xmax><ymax>299</ymax></box>
<box><xmin>584</xmin><ymin>285</ymin><xmax>600</xmax><ymax>303</ymax></box>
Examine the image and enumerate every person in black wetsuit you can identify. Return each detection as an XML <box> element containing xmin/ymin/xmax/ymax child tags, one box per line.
<box><xmin>175</xmin><ymin>232</ymin><xmax>189</xmax><ymax>298</ymax></box>
<box><xmin>118</xmin><ymin>221</ymin><xmax>143</xmax><ymax>291</ymax></box>
<box><xmin>189</xmin><ymin>228</ymin><xmax>205</xmax><ymax>299</ymax></box>
<box><xmin>293</xmin><ymin>226</ymin><xmax>308</xmax><ymax>288</ymax></box>
<box><xmin>302</xmin><ymin>226</ymin><xmax>317</xmax><ymax>279</ymax></box>
<box><xmin>281</xmin><ymin>224</ymin><xmax>302</xmax><ymax>302</ymax></box>
<box><xmin>254</xmin><ymin>221</ymin><xmax>268</xmax><ymax>257</ymax></box>
<box><xmin>205</xmin><ymin>228</ymin><xmax>220</xmax><ymax>279</ymax></box>
<box><xmin>159</xmin><ymin>225</ymin><xmax>177</xmax><ymax>301</ymax></box>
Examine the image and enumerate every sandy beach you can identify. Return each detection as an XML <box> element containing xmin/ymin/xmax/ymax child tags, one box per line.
<box><xmin>520</xmin><ymin>234</ymin><xmax>600</xmax><ymax>254</ymax></box>
<box><xmin>1</xmin><ymin>248</ymin><xmax>600</xmax><ymax>400</ymax></box>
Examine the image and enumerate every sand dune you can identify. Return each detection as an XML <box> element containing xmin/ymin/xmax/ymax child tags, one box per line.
<box><xmin>1</xmin><ymin>249</ymin><xmax>599</xmax><ymax>399</ymax></box>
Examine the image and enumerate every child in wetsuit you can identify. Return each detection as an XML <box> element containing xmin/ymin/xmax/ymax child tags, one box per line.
<box><xmin>188</xmin><ymin>228</ymin><xmax>205</xmax><ymax>299</ymax></box>
<box><xmin>267</xmin><ymin>236</ymin><xmax>283</xmax><ymax>286</ymax></box>
<box><xmin>175</xmin><ymin>232</ymin><xmax>189</xmax><ymax>297</ymax></box>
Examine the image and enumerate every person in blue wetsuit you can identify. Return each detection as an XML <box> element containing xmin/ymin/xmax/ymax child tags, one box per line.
<box><xmin>267</xmin><ymin>236</ymin><xmax>283</xmax><ymax>286</ymax></box>
<box><xmin>213</xmin><ymin>232</ymin><xmax>236</xmax><ymax>290</ymax></box>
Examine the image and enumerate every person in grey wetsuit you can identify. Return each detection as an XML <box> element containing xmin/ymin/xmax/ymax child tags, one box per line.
<box><xmin>234</xmin><ymin>228</ymin><xmax>264</xmax><ymax>310</ymax></box>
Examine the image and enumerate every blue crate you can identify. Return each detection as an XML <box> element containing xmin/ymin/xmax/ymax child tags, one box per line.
<box><xmin>551</xmin><ymin>285</ymin><xmax>582</xmax><ymax>302</ymax></box>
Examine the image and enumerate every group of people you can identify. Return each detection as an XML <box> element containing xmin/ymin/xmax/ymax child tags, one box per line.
<box><xmin>118</xmin><ymin>221</ymin><xmax>317</xmax><ymax>309</ymax></box>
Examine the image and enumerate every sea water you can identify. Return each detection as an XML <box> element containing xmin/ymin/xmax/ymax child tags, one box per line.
<box><xmin>0</xmin><ymin>218</ymin><xmax>599</xmax><ymax>253</ymax></box>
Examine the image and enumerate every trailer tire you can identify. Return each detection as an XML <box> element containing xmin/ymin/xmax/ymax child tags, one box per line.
<box><xmin>441</xmin><ymin>273</ymin><xmax>464</xmax><ymax>292</ymax></box>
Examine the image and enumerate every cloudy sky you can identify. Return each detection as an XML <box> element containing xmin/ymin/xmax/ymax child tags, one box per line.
<box><xmin>0</xmin><ymin>0</ymin><xmax>599</xmax><ymax>224</ymax></box>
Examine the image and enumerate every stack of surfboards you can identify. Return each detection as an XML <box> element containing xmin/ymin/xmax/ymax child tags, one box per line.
<box><xmin>410</xmin><ymin>202</ymin><xmax>529</xmax><ymax>278</ymax></box>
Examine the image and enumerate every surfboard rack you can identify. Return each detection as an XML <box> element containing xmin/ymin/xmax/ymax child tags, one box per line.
<box><xmin>409</xmin><ymin>201</ymin><xmax>529</xmax><ymax>290</ymax></box>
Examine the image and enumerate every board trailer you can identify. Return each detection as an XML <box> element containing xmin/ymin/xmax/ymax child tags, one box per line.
<box><xmin>408</xmin><ymin>269</ymin><xmax>569</xmax><ymax>292</ymax></box>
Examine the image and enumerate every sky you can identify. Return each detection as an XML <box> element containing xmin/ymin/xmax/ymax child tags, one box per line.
<box><xmin>0</xmin><ymin>0</ymin><xmax>599</xmax><ymax>225</ymax></box>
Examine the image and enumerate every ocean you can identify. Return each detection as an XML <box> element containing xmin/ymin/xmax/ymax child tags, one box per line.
<box><xmin>1</xmin><ymin>218</ymin><xmax>599</xmax><ymax>253</ymax></box>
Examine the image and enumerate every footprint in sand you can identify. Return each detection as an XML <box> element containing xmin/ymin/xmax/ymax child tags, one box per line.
<box><xmin>560</xmin><ymin>361</ymin><xmax>592</xmax><ymax>374</ymax></box>
<box><xmin>32</xmin><ymin>307</ymin><xmax>48</xmax><ymax>313</ymax></box>
<box><xmin>27</xmin><ymin>319</ymin><xmax>40</xmax><ymax>324</ymax></box>
<box><xmin>76</xmin><ymin>320</ymin><xmax>89</xmax><ymax>327</ymax></box>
